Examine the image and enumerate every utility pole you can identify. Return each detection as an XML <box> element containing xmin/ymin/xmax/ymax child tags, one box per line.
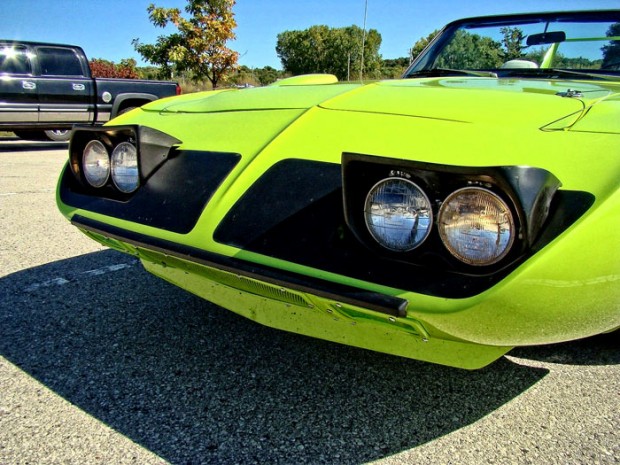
<box><xmin>360</xmin><ymin>0</ymin><xmax>368</xmax><ymax>81</ymax></box>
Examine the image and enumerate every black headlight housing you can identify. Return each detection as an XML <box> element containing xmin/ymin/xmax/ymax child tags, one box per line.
<box><xmin>342</xmin><ymin>152</ymin><xmax>562</xmax><ymax>270</ymax></box>
<box><xmin>214</xmin><ymin>154</ymin><xmax>592</xmax><ymax>297</ymax></box>
<box><xmin>69</xmin><ymin>125</ymin><xmax>181</xmax><ymax>199</ymax></box>
<box><xmin>60</xmin><ymin>125</ymin><xmax>241</xmax><ymax>234</ymax></box>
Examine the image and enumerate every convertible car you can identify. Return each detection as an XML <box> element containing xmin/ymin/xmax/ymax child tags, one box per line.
<box><xmin>57</xmin><ymin>10</ymin><xmax>619</xmax><ymax>369</ymax></box>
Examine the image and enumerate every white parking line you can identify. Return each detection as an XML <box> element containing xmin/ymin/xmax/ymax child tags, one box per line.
<box><xmin>23</xmin><ymin>261</ymin><xmax>137</xmax><ymax>292</ymax></box>
<box><xmin>24</xmin><ymin>277</ymin><xmax>70</xmax><ymax>292</ymax></box>
<box><xmin>83</xmin><ymin>263</ymin><xmax>135</xmax><ymax>276</ymax></box>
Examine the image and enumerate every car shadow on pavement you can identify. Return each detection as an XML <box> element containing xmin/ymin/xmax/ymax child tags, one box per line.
<box><xmin>509</xmin><ymin>331</ymin><xmax>619</xmax><ymax>366</ymax></box>
<box><xmin>3</xmin><ymin>249</ymin><xmax>609</xmax><ymax>465</ymax></box>
<box><xmin>0</xmin><ymin>138</ymin><xmax>68</xmax><ymax>152</ymax></box>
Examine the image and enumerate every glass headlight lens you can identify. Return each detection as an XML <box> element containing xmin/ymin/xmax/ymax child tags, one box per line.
<box><xmin>82</xmin><ymin>140</ymin><xmax>109</xmax><ymax>188</ymax></box>
<box><xmin>111</xmin><ymin>142</ymin><xmax>139</xmax><ymax>193</ymax></box>
<box><xmin>438</xmin><ymin>187</ymin><xmax>515</xmax><ymax>266</ymax></box>
<box><xmin>364</xmin><ymin>178</ymin><xmax>433</xmax><ymax>252</ymax></box>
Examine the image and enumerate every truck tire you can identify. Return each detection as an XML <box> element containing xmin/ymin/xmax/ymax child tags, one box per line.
<box><xmin>118</xmin><ymin>106</ymin><xmax>139</xmax><ymax>116</ymax></box>
<box><xmin>44</xmin><ymin>129</ymin><xmax>72</xmax><ymax>142</ymax></box>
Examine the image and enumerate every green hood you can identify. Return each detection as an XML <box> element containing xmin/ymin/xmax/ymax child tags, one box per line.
<box><xmin>144</xmin><ymin>76</ymin><xmax>619</xmax><ymax>132</ymax></box>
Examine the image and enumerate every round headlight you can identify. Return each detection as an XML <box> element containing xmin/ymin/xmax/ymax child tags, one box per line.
<box><xmin>364</xmin><ymin>178</ymin><xmax>433</xmax><ymax>252</ymax></box>
<box><xmin>82</xmin><ymin>140</ymin><xmax>110</xmax><ymax>188</ymax></box>
<box><xmin>438</xmin><ymin>187</ymin><xmax>515</xmax><ymax>266</ymax></box>
<box><xmin>111</xmin><ymin>142</ymin><xmax>139</xmax><ymax>193</ymax></box>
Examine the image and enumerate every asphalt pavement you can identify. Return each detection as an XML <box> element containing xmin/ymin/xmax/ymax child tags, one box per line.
<box><xmin>0</xmin><ymin>138</ymin><xmax>618</xmax><ymax>465</ymax></box>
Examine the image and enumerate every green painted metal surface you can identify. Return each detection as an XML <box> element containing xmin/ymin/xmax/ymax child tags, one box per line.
<box><xmin>57</xmin><ymin>73</ymin><xmax>620</xmax><ymax>368</ymax></box>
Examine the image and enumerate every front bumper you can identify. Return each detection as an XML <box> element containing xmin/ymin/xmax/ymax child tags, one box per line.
<box><xmin>71</xmin><ymin>215</ymin><xmax>512</xmax><ymax>369</ymax></box>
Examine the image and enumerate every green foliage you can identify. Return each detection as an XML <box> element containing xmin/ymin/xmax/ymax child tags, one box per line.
<box><xmin>223</xmin><ymin>65</ymin><xmax>285</xmax><ymax>87</ymax></box>
<box><xmin>524</xmin><ymin>49</ymin><xmax>603</xmax><ymax>69</ymax></box>
<box><xmin>415</xmin><ymin>26</ymin><xmax>614</xmax><ymax>71</ymax></box>
<box><xmin>436</xmin><ymin>30</ymin><xmax>504</xmax><ymax>69</ymax></box>
<box><xmin>136</xmin><ymin>66</ymin><xmax>163</xmax><ymax>80</ymax></box>
<box><xmin>601</xmin><ymin>22</ymin><xmax>620</xmax><ymax>69</ymax></box>
<box><xmin>410</xmin><ymin>30</ymin><xmax>439</xmax><ymax>61</ymax></box>
<box><xmin>381</xmin><ymin>57</ymin><xmax>410</xmax><ymax>79</ymax></box>
<box><xmin>133</xmin><ymin>0</ymin><xmax>238</xmax><ymax>88</ymax></box>
<box><xmin>253</xmin><ymin>66</ymin><xmax>285</xmax><ymax>86</ymax></box>
<box><xmin>501</xmin><ymin>27</ymin><xmax>525</xmax><ymax>61</ymax></box>
<box><xmin>412</xmin><ymin>27</ymin><xmax>534</xmax><ymax>69</ymax></box>
<box><xmin>133</xmin><ymin>33</ymin><xmax>185</xmax><ymax>80</ymax></box>
<box><xmin>90</xmin><ymin>58</ymin><xmax>139</xmax><ymax>79</ymax></box>
<box><xmin>276</xmin><ymin>25</ymin><xmax>382</xmax><ymax>80</ymax></box>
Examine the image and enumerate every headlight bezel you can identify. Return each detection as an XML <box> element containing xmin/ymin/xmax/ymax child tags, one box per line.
<box><xmin>69</xmin><ymin>126</ymin><xmax>141</xmax><ymax>198</ymax></box>
<box><xmin>69</xmin><ymin>125</ymin><xmax>181</xmax><ymax>198</ymax></box>
<box><xmin>342</xmin><ymin>152</ymin><xmax>561</xmax><ymax>272</ymax></box>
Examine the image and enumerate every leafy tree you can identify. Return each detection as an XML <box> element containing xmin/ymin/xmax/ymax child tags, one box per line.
<box><xmin>276</xmin><ymin>25</ymin><xmax>382</xmax><ymax>80</ymax></box>
<box><xmin>522</xmin><ymin>47</ymin><xmax>603</xmax><ymax>69</ymax></box>
<box><xmin>276</xmin><ymin>25</ymin><xmax>328</xmax><ymax>76</ymax></box>
<box><xmin>228</xmin><ymin>65</ymin><xmax>255</xmax><ymax>86</ymax></box>
<box><xmin>410</xmin><ymin>30</ymin><xmax>439</xmax><ymax>61</ymax></box>
<box><xmin>500</xmin><ymin>27</ymin><xmax>525</xmax><ymax>61</ymax></box>
<box><xmin>226</xmin><ymin>65</ymin><xmax>284</xmax><ymax>87</ymax></box>
<box><xmin>435</xmin><ymin>30</ymin><xmax>503</xmax><ymax>69</ymax></box>
<box><xmin>133</xmin><ymin>33</ymin><xmax>185</xmax><ymax>80</ymax></box>
<box><xmin>410</xmin><ymin>27</ymin><xmax>527</xmax><ymax>69</ymax></box>
<box><xmin>133</xmin><ymin>0</ymin><xmax>239</xmax><ymax>88</ymax></box>
<box><xmin>90</xmin><ymin>58</ymin><xmax>139</xmax><ymax>79</ymax></box>
<box><xmin>602</xmin><ymin>22</ymin><xmax>620</xmax><ymax>69</ymax></box>
<box><xmin>253</xmin><ymin>66</ymin><xmax>283</xmax><ymax>86</ymax></box>
<box><xmin>381</xmin><ymin>57</ymin><xmax>410</xmax><ymax>78</ymax></box>
<box><xmin>136</xmin><ymin>65</ymin><xmax>164</xmax><ymax>80</ymax></box>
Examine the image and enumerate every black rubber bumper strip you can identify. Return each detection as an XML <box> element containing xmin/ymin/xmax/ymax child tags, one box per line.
<box><xmin>71</xmin><ymin>215</ymin><xmax>409</xmax><ymax>318</ymax></box>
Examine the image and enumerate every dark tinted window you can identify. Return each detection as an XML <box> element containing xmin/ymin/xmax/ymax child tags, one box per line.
<box><xmin>37</xmin><ymin>47</ymin><xmax>84</xmax><ymax>76</ymax></box>
<box><xmin>0</xmin><ymin>46</ymin><xmax>32</xmax><ymax>74</ymax></box>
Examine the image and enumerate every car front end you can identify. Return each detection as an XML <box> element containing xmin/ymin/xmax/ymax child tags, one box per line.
<box><xmin>57</xmin><ymin>10</ymin><xmax>620</xmax><ymax>368</ymax></box>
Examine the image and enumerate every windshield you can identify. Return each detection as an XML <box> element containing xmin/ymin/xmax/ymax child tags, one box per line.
<box><xmin>404</xmin><ymin>11</ymin><xmax>620</xmax><ymax>80</ymax></box>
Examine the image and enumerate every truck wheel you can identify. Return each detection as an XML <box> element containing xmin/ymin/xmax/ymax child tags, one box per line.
<box><xmin>44</xmin><ymin>129</ymin><xmax>72</xmax><ymax>142</ymax></box>
<box><xmin>118</xmin><ymin>106</ymin><xmax>138</xmax><ymax>116</ymax></box>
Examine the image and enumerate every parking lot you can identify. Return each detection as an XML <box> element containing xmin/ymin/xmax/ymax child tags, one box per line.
<box><xmin>0</xmin><ymin>137</ymin><xmax>618</xmax><ymax>465</ymax></box>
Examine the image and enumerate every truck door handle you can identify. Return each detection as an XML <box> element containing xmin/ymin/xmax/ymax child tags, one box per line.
<box><xmin>72</xmin><ymin>83</ymin><xmax>85</xmax><ymax>91</ymax></box>
<box><xmin>22</xmin><ymin>81</ymin><xmax>36</xmax><ymax>90</ymax></box>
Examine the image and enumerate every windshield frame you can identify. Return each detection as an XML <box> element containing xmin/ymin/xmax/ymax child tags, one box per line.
<box><xmin>403</xmin><ymin>10</ymin><xmax>620</xmax><ymax>81</ymax></box>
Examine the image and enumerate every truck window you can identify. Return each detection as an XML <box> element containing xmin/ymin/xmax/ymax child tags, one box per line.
<box><xmin>0</xmin><ymin>46</ymin><xmax>32</xmax><ymax>74</ymax></box>
<box><xmin>37</xmin><ymin>47</ymin><xmax>84</xmax><ymax>76</ymax></box>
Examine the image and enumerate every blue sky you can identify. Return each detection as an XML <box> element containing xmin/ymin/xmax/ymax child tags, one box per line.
<box><xmin>2</xmin><ymin>0</ymin><xmax>619</xmax><ymax>69</ymax></box>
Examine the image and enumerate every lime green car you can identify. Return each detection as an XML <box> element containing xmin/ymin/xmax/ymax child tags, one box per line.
<box><xmin>57</xmin><ymin>10</ymin><xmax>620</xmax><ymax>369</ymax></box>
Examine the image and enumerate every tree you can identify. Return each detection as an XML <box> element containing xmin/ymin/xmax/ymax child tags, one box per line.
<box><xmin>133</xmin><ymin>0</ymin><xmax>239</xmax><ymax>88</ymax></box>
<box><xmin>253</xmin><ymin>66</ymin><xmax>282</xmax><ymax>86</ymax></box>
<box><xmin>500</xmin><ymin>27</ymin><xmax>525</xmax><ymax>61</ymax></box>
<box><xmin>276</xmin><ymin>25</ymin><xmax>382</xmax><ymax>81</ymax></box>
<box><xmin>602</xmin><ymin>22</ymin><xmax>620</xmax><ymax>69</ymax></box>
<box><xmin>381</xmin><ymin>57</ymin><xmax>410</xmax><ymax>78</ymax></box>
<box><xmin>435</xmin><ymin>30</ymin><xmax>503</xmax><ymax>69</ymax></box>
<box><xmin>410</xmin><ymin>30</ymin><xmax>439</xmax><ymax>62</ymax></box>
<box><xmin>410</xmin><ymin>27</ymin><xmax>527</xmax><ymax>69</ymax></box>
<box><xmin>89</xmin><ymin>58</ymin><xmax>139</xmax><ymax>79</ymax></box>
<box><xmin>133</xmin><ymin>33</ymin><xmax>185</xmax><ymax>80</ymax></box>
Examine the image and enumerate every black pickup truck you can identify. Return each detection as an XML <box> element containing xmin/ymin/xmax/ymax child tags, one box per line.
<box><xmin>0</xmin><ymin>40</ymin><xmax>180</xmax><ymax>141</ymax></box>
